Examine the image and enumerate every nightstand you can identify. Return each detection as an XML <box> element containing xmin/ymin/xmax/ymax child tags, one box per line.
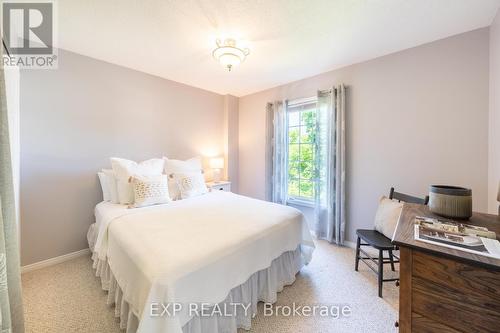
<box><xmin>206</xmin><ymin>181</ymin><xmax>231</xmax><ymax>192</ymax></box>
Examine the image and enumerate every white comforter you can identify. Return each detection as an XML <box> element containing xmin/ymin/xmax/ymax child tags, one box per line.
<box><xmin>93</xmin><ymin>191</ymin><xmax>314</xmax><ymax>333</ymax></box>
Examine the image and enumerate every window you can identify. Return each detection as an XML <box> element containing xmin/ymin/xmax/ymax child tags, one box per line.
<box><xmin>287</xmin><ymin>98</ymin><xmax>317</xmax><ymax>203</ymax></box>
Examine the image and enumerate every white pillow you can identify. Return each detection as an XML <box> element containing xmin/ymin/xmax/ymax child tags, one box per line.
<box><xmin>102</xmin><ymin>169</ymin><xmax>119</xmax><ymax>204</ymax></box>
<box><xmin>163</xmin><ymin>157</ymin><xmax>203</xmax><ymax>200</ymax></box>
<box><xmin>163</xmin><ymin>156</ymin><xmax>202</xmax><ymax>174</ymax></box>
<box><xmin>111</xmin><ymin>158</ymin><xmax>165</xmax><ymax>205</ymax></box>
<box><xmin>172</xmin><ymin>172</ymin><xmax>208</xmax><ymax>199</ymax></box>
<box><xmin>97</xmin><ymin>172</ymin><xmax>110</xmax><ymax>201</ymax></box>
<box><xmin>131</xmin><ymin>175</ymin><xmax>171</xmax><ymax>208</ymax></box>
<box><xmin>374</xmin><ymin>196</ymin><xmax>404</xmax><ymax>240</ymax></box>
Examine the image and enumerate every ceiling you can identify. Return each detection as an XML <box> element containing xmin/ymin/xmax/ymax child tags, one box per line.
<box><xmin>56</xmin><ymin>0</ymin><xmax>500</xmax><ymax>96</ymax></box>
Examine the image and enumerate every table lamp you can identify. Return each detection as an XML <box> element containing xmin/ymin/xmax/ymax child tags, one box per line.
<box><xmin>209</xmin><ymin>157</ymin><xmax>224</xmax><ymax>183</ymax></box>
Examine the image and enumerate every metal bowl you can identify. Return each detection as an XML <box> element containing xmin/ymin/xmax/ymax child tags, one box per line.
<box><xmin>428</xmin><ymin>185</ymin><xmax>472</xmax><ymax>220</ymax></box>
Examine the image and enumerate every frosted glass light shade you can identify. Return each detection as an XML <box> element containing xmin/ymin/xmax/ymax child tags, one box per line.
<box><xmin>212</xmin><ymin>38</ymin><xmax>249</xmax><ymax>71</ymax></box>
<box><xmin>209</xmin><ymin>157</ymin><xmax>224</xmax><ymax>169</ymax></box>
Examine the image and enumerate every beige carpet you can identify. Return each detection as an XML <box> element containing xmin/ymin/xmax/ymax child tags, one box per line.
<box><xmin>22</xmin><ymin>240</ymin><xmax>398</xmax><ymax>333</ymax></box>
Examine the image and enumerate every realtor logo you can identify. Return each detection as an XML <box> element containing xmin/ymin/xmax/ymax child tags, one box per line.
<box><xmin>2</xmin><ymin>1</ymin><xmax>57</xmax><ymax>68</ymax></box>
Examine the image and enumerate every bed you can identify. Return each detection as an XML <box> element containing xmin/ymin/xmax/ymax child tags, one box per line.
<box><xmin>87</xmin><ymin>191</ymin><xmax>315</xmax><ymax>333</ymax></box>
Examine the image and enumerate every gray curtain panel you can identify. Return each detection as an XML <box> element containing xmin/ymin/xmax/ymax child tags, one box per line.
<box><xmin>267</xmin><ymin>101</ymin><xmax>288</xmax><ymax>204</ymax></box>
<box><xmin>0</xmin><ymin>58</ymin><xmax>25</xmax><ymax>331</ymax></box>
<box><xmin>314</xmin><ymin>85</ymin><xmax>346</xmax><ymax>245</ymax></box>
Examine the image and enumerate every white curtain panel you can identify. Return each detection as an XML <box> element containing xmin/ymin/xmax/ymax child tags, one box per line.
<box><xmin>314</xmin><ymin>85</ymin><xmax>346</xmax><ymax>245</ymax></box>
<box><xmin>0</xmin><ymin>48</ymin><xmax>25</xmax><ymax>331</ymax></box>
<box><xmin>268</xmin><ymin>101</ymin><xmax>288</xmax><ymax>204</ymax></box>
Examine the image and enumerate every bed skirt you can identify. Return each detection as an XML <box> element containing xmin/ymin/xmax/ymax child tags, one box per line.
<box><xmin>87</xmin><ymin>224</ymin><xmax>305</xmax><ymax>333</ymax></box>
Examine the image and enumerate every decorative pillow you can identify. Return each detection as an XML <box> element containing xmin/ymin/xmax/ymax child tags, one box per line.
<box><xmin>110</xmin><ymin>158</ymin><xmax>165</xmax><ymax>205</ymax></box>
<box><xmin>131</xmin><ymin>175</ymin><xmax>171</xmax><ymax>208</ymax></box>
<box><xmin>102</xmin><ymin>169</ymin><xmax>119</xmax><ymax>204</ymax></box>
<box><xmin>97</xmin><ymin>172</ymin><xmax>110</xmax><ymax>202</ymax></box>
<box><xmin>163</xmin><ymin>157</ymin><xmax>203</xmax><ymax>200</ymax></box>
<box><xmin>374</xmin><ymin>196</ymin><xmax>404</xmax><ymax>240</ymax></box>
<box><xmin>172</xmin><ymin>172</ymin><xmax>208</xmax><ymax>199</ymax></box>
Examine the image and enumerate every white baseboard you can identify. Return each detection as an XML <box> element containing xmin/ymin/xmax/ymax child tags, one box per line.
<box><xmin>21</xmin><ymin>248</ymin><xmax>90</xmax><ymax>274</ymax></box>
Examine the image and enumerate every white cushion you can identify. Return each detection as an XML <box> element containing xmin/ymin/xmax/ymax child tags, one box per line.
<box><xmin>97</xmin><ymin>172</ymin><xmax>110</xmax><ymax>202</ymax></box>
<box><xmin>102</xmin><ymin>169</ymin><xmax>119</xmax><ymax>204</ymax></box>
<box><xmin>163</xmin><ymin>156</ymin><xmax>202</xmax><ymax>174</ymax></box>
<box><xmin>374</xmin><ymin>196</ymin><xmax>404</xmax><ymax>240</ymax></box>
<box><xmin>131</xmin><ymin>175</ymin><xmax>171</xmax><ymax>208</ymax></box>
<box><xmin>172</xmin><ymin>172</ymin><xmax>208</xmax><ymax>199</ymax></box>
<box><xmin>163</xmin><ymin>157</ymin><xmax>203</xmax><ymax>200</ymax></box>
<box><xmin>111</xmin><ymin>158</ymin><xmax>165</xmax><ymax>205</ymax></box>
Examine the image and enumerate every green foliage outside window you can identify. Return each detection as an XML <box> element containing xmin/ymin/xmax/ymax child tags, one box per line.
<box><xmin>287</xmin><ymin>108</ymin><xmax>316</xmax><ymax>200</ymax></box>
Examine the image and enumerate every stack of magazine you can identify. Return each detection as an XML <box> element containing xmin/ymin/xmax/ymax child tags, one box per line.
<box><xmin>414</xmin><ymin>216</ymin><xmax>500</xmax><ymax>259</ymax></box>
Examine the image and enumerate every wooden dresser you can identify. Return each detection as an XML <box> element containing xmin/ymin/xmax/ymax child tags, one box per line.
<box><xmin>392</xmin><ymin>204</ymin><xmax>500</xmax><ymax>333</ymax></box>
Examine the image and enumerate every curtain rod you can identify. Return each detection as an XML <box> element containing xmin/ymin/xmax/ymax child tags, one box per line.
<box><xmin>287</xmin><ymin>96</ymin><xmax>317</xmax><ymax>107</ymax></box>
<box><xmin>319</xmin><ymin>86</ymin><xmax>348</xmax><ymax>94</ymax></box>
<box><xmin>269</xmin><ymin>86</ymin><xmax>347</xmax><ymax>107</ymax></box>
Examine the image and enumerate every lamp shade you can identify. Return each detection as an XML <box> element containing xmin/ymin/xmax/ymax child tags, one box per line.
<box><xmin>212</xmin><ymin>38</ymin><xmax>250</xmax><ymax>71</ymax></box>
<box><xmin>209</xmin><ymin>157</ymin><xmax>224</xmax><ymax>169</ymax></box>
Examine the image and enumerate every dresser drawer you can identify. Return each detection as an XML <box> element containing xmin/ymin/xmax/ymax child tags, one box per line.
<box><xmin>411</xmin><ymin>313</ymin><xmax>460</xmax><ymax>333</ymax></box>
<box><xmin>410</xmin><ymin>251</ymin><xmax>500</xmax><ymax>332</ymax></box>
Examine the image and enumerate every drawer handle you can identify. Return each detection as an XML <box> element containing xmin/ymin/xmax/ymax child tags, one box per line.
<box><xmin>394</xmin><ymin>321</ymin><xmax>399</xmax><ymax>328</ymax></box>
<box><xmin>219</xmin><ymin>187</ymin><xmax>224</xmax><ymax>190</ymax></box>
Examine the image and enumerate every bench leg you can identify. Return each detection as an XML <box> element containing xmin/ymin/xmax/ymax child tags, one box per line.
<box><xmin>354</xmin><ymin>236</ymin><xmax>360</xmax><ymax>271</ymax></box>
<box><xmin>378</xmin><ymin>250</ymin><xmax>383</xmax><ymax>298</ymax></box>
<box><xmin>389</xmin><ymin>249</ymin><xmax>395</xmax><ymax>272</ymax></box>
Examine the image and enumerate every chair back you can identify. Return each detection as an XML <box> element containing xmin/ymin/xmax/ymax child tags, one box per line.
<box><xmin>389</xmin><ymin>187</ymin><xmax>429</xmax><ymax>205</ymax></box>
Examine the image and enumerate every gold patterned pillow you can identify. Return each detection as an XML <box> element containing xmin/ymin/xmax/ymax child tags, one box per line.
<box><xmin>130</xmin><ymin>175</ymin><xmax>171</xmax><ymax>208</ymax></box>
<box><xmin>171</xmin><ymin>172</ymin><xmax>208</xmax><ymax>199</ymax></box>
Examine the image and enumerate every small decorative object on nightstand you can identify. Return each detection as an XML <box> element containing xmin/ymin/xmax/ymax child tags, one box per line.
<box><xmin>206</xmin><ymin>181</ymin><xmax>231</xmax><ymax>192</ymax></box>
<box><xmin>209</xmin><ymin>157</ymin><xmax>224</xmax><ymax>183</ymax></box>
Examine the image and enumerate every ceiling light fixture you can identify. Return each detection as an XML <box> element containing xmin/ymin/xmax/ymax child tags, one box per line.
<box><xmin>212</xmin><ymin>38</ymin><xmax>249</xmax><ymax>72</ymax></box>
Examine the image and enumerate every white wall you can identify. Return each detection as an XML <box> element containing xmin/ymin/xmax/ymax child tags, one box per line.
<box><xmin>238</xmin><ymin>28</ymin><xmax>490</xmax><ymax>242</ymax></box>
<box><xmin>489</xmin><ymin>10</ymin><xmax>500</xmax><ymax>214</ymax></box>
